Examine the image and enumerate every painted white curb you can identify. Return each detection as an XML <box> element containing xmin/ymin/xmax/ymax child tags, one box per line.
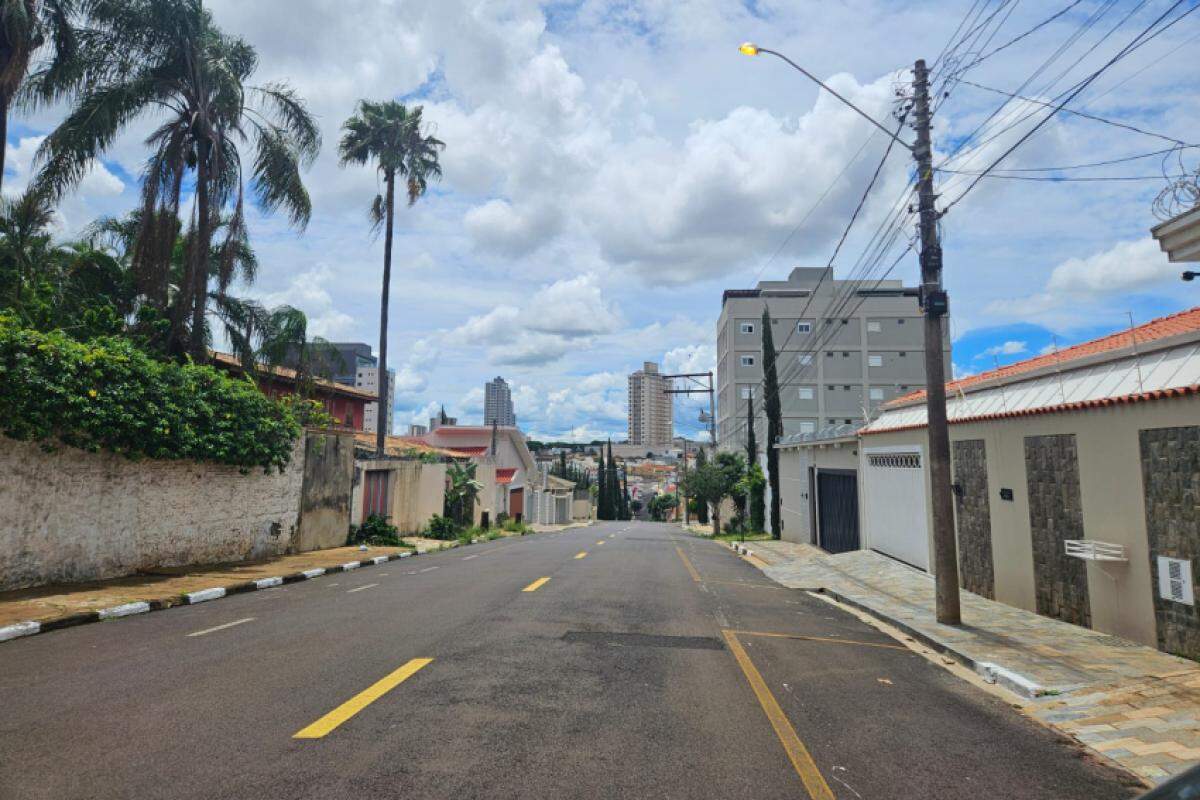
<box><xmin>372</xmin><ymin>556</ymin><xmax>389</xmax><ymax>565</ymax></box>
<box><xmin>98</xmin><ymin>602</ymin><xmax>150</xmax><ymax>619</ymax></box>
<box><xmin>976</xmin><ymin>661</ymin><xmax>1044</xmax><ymax>698</ymax></box>
<box><xmin>0</xmin><ymin>621</ymin><xmax>40</xmax><ymax>642</ymax></box>
<box><xmin>301</xmin><ymin>568</ymin><xmax>326</xmax><ymax>579</ymax></box>
<box><xmin>255</xmin><ymin>577</ymin><xmax>283</xmax><ymax>589</ymax></box>
<box><xmin>186</xmin><ymin>587</ymin><xmax>227</xmax><ymax>604</ymax></box>
<box><xmin>399</xmin><ymin>552</ymin><xmax>412</xmax><ymax>558</ymax></box>
<box><xmin>341</xmin><ymin>561</ymin><xmax>360</xmax><ymax>571</ymax></box>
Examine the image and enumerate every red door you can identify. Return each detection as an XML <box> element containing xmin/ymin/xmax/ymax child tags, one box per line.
<box><xmin>363</xmin><ymin>470</ymin><xmax>390</xmax><ymax>522</ymax></box>
<box><xmin>509</xmin><ymin>487</ymin><xmax>524</xmax><ymax>520</ymax></box>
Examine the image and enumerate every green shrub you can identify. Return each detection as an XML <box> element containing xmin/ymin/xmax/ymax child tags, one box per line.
<box><xmin>348</xmin><ymin>514</ymin><xmax>408</xmax><ymax>547</ymax></box>
<box><xmin>502</xmin><ymin>519</ymin><xmax>531</xmax><ymax>535</ymax></box>
<box><xmin>425</xmin><ymin>514</ymin><xmax>460</xmax><ymax>540</ymax></box>
<box><xmin>0</xmin><ymin>317</ymin><xmax>300</xmax><ymax>471</ymax></box>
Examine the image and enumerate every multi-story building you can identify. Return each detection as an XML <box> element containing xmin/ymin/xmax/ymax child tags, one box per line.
<box><xmin>283</xmin><ymin>342</ymin><xmax>395</xmax><ymax>435</ymax></box>
<box><xmin>357</xmin><ymin>365</ymin><xmax>396</xmax><ymax>436</ymax></box>
<box><xmin>627</xmin><ymin>362</ymin><xmax>674</xmax><ymax>448</ymax></box>
<box><xmin>716</xmin><ymin>266</ymin><xmax>948</xmax><ymax>451</ymax></box>
<box><xmin>484</xmin><ymin>376</ymin><xmax>517</xmax><ymax>427</ymax></box>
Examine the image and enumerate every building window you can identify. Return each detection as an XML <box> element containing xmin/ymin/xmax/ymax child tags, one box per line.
<box><xmin>844</xmin><ymin>419</ymin><xmax>853</xmax><ymax>424</ymax></box>
<box><xmin>740</xmin><ymin>386</ymin><xmax>755</xmax><ymax>399</ymax></box>
<box><xmin>867</xmin><ymin>321</ymin><xmax>881</xmax><ymax>333</ymax></box>
<box><xmin>798</xmin><ymin>387</ymin><xmax>814</xmax><ymax>400</ymax></box>
<box><xmin>826</xmin><ymin>351</ymin><xmax>834</xmax><ymax>357</ymax></box>
<box><xmin>800</xmin><ymin>422</ymin><xmax>815</xmax><ymax>434</ymax></box>
<box><xmin>796</xmin><ymin>321</ymin><xmax>812</xmax><ymax>334</ymax></box>
<box><xmin>739</xmin><ymin>322</ymin><xmax>755</xmax><ymax>334</ymax></box>
<box><xmin>843</xmin><ymin>352</ymin><xmax>850</xmax><ymax>358</ymax></box>
<box><xmin>899</xmin><ymin>351</ymin><xmax>906</xmax><ymax>357</ymax></box>
<box><xmin>841</xmin><ymin>319</ymin><xmax>849</xmax><ymax>325</ymax></box>
<box><xmin>869</xmin><ymin>388</ymin><xmax>884</xmax><ymax>400</ymax></box>
<box><xmin>798</xmin><ymin>354</ymin><xmax>813</xmax><ymax>366</ymax></box>
<box><xmin>898</xmin><ymin>318</ymin><xmax>906</xmax><ymax>324</ymax></box>
<box><xmin>843</xmin><ymin>385</ymin><xmax>851</xmax><ymax>390</ymax></box>
<box><xmin>868</xmin><ymin>354</ymin><xmax>883</xmax><ymax>367</ymax></box>
<box><xmin>900</xmin><ymin>385</ymin><xmax>909</xmax><ymax>391</ymax></box>
<box><xmin>740</xmin><ymin>355</ymin><xmax>755</xmax><ymax>367</ymax></box>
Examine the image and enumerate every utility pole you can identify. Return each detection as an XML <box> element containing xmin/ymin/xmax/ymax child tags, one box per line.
<box><xmin>912</xmin><ymin>59</ymin><xmax>960</xmax><ymax>625</ymax></box>
<box><xmin>681</xmin><ymin>438</ymin><xmax>690</xmax><ymax>525</ymax></box>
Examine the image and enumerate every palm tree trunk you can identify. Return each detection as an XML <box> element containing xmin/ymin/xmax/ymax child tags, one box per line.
<box><xmin>0</xmin><ymin>94</ymin><xmax>8</xmax><ymax>198</ymax></box>
<box><xmin>375</xmin><ymin>169</ymin><xmax>396</xmax><ymax>456</ymax></box>
<box><xmin>189</xmin><ymin>139</ymin><xmax>213</xmax><ymax>363</ymax></box>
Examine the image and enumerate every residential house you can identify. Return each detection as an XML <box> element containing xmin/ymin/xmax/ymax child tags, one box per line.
<box><xmin>210</xmin><ymin>352</ymin><xmax>375</xmax><ymax>430</ymax></box>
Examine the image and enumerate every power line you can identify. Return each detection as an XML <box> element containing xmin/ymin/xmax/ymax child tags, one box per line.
<box><xmin>935</xmin><ymin>171</ymin><xmax>1191</xmax><ymax>182</ymax></box>
<box><xmin>943</xmin><ymin>144</ymin><xmax>1198</xmax><ymax>172</ymax></box>
<box><xmin>957</xmin><ymin>0</ymin><xmax>1089</xmax><ymax>72</ymax></box>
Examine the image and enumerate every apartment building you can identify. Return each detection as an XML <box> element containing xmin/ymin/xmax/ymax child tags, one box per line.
<box><xmin>627</xmin><ymin>362</ymin><xmax>674</xmax><ymax>448</ymax></box>
<box><xmin>283</xmin><ymin>342</ymin><xmax>395</xmax><ymax>435</ymax></box>
<box><xmin>484</xmin><ymin>376</ymin><xmax>517</xmax><ymax>427</ymax></box>
<box><xmin>716</xmin><ymin>267</ymin><xmax>947</xmax><ymax>450</ymax></box>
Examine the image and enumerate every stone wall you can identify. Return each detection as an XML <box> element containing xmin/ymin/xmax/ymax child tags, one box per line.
<box><xmin>952</xmin><ymin>439</ymin><xmax>995</xmax><ymax>599</ymax></box>
<box><xmin>1024</xmin><ymin>433</ymin><xmax>1091</xmax><ymax>628</ymax></box>
<box><xmin>0</xmin><ymin>435</ymin><xmax>310</xmax><ymax>591</ymax></box>
<box><xmin>1140</xmin><ymin>425</ymin><xmax>1200</xmax><ymax>659</ymax></box>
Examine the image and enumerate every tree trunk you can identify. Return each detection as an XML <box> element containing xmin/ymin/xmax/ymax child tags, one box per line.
<box><xmin>712</xmin><ymin>504</ymin><xmax>720</xmax><ymax>537</ymax></box>
<box><xmin>189</xmin><ymin>139</ymin><xmax>213</xmax><ymax>363</ymax></box>
<box><xmin>0</xmin><ymin>94</ymin><xmax>8</xmax><ymax>198</ymax></box>
<box><xmin>375</xmin><ymin>169</ymin><xmax>396</xmax><ymax>456</ymax></box>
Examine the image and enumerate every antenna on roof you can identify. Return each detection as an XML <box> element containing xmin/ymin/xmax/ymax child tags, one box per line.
<box><xmin>1127</xmin><ymin>312</ymin><xmax>1145</xmax><ymax>394</ymax></box>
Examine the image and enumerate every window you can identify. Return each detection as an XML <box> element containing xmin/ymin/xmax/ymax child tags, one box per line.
<box><xmin>868</xmin><ymin>354</ymin><xmax>883</xmax><ymax>367</ymax></box>
<box><xmin>841</xmin><ymin>319</ymin><xmax>849</xmax><ymax>325</ymax></box>
<box><xmin>796</xmin><ymin>321</ymin><xmax>812</xmax><ymax>334</ymax></box>
<box><xmin>844</xmin><ymin>419</ymin><xmax>853</xmax><ymax>425</ymax></box>
<box><xmin>799</xmin><ymin>422</ymin><xmax>816</xmax><ymax>434</ymax></box>
<box><xmin>869</xmin><ymin>388</ymin><xmax>884</xmax><ymax>401</ymax></box>
<box><xmin>867</xmin><ymin>321</ymin><xmax>881</xmax><ymax>333</ymax></box>
<box><xmin>899</xmin><ymin>351</ymin><xmax>907</xmax><ymax>357</ymax></box>
<box><xmin>898</xmin><ymin>318</ymin><xmax>906</xmax><ymax>324</ymax></box>
<box><xmin>739</xmin><ymin>322</ymin><xmax>755</xmax><ymax>334</ymax></box>
<box><xmin>843</xmin><ymin>385</ymin><xmax>852</xmax><ymax>391</ymax></box>
<box><xmin>900</xmin><ymin>385</ymin><xmax>909</xmax><ymax>391</ymax></box>
<box><xmin>826</xmin><ymin>351</ymin><xmax>834</xmax><ymax>358</ymax></box>
<box><xmin>740</xmin><ymin>355</ymin><xmax>755</xmax><ymax>367</ymax></box>
<box><xmin>798</xmin><ymin>354</ymin><xmax>813</xmax><ymax>366</ymax></box>
<box><xmin>740</xmin><ymin>386</ymin><xmax>755</xmax><ymax>399</ymax></box>
<box><xmin>798</xmin><ymin>387</ymin><xmax>814</xmax><ymax>400</ymax></box>
<box><xmin>842</xmin><ymin>352</ymin><xmax>850</xmax><ymax>358</ymax></box>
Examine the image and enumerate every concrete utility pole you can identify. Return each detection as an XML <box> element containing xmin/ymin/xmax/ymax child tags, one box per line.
<box><xmin>912</xmin><ymin>59</ymin><xmax>961</xmax><ymax>625</ymax></box>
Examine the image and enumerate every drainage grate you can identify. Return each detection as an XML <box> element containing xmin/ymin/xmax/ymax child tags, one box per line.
<box><xmin>563</xmin><ymin>631</ymin><xmax>725</xmax><ymax>650</ymax></box>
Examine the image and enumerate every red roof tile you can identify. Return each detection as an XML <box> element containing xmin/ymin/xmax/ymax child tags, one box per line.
<box><xmin>890</xmin><ymin>306</ymin><xmax>1200</xmax><ymax>406</ymax></box>
<box><xmin>496</xmin><ymin>467</ymin><xmax>517</xmax><ymax>485</ymax></box>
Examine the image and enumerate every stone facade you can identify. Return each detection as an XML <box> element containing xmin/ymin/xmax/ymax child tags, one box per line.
<box><xmin>1140</xmin><ymin>425</ymin><xmax>1200</xmax><ymax>660</ymax></box>
<box><xmin>1024</xmin><ymin>434</ymin><xmax>1091</xmax><ymax>628</ymax></box>
<box><xmin>952</xmin><ymin>439</ymin><xmax>995</xmax><ymax>599</ymax></box>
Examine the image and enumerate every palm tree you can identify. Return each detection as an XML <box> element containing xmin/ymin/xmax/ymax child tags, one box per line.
<box><xmin>27</xmin><ymin>0</ymin><xmax>319</xmax><ymax>361</ymax></box>
<box><xmin>338</xmin><ymin>100</ymin><xmax>444</xmax><ymax>455</ymax></box>
<box><xmin>0</xmin><ymin>0</ymin><xmax>75</xmax><ymax>194</ymax></box>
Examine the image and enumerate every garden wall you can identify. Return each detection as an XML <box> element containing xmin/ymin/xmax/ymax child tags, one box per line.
<box><xmin>0</xmin><ymin>430</ymin><xmax>353</xmax><ymax>591</ymax></box>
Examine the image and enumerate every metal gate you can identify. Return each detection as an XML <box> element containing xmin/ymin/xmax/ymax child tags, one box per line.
<box><xmin>816</xmin><ymin>470</ymin><xmax>860</xmax><ymax>554</ymax></box>
<box><xmin>362</xmin><ymin>469</ymin><xmax>390</xmax><ymax>522</ymax></box>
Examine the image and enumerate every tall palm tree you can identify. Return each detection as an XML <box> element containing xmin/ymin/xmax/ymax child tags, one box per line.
<box><xmin>0</xmin><ymin>0</ymin><xmax>75</xmax><ymax>194</ymax></box>
<box><xmin>27</xmin><ymin>0</ymin><xmax>319</xmax><ymax>361</ymax></box>
<box><xmin>338</xmin><ymin>100</ymin><xmax>444</xmax><ymax>455</ymax></box>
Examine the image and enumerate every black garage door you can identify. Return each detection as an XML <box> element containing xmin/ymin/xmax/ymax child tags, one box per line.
<box><xmin>817</xmin><ymin>470</ymin><xmax>860</xmax><ymax>554</ymax></box>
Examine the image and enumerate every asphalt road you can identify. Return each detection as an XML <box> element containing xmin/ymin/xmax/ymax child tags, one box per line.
<box><xmin>0</xmin><ymin>521</ymin><xmax>1142</xmax><ymax>799</ymax></box>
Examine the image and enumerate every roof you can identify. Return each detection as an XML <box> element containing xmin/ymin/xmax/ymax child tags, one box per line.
<box><xmin>886</xmin><ymin>307</ymin><xmax>1200</xmax><ymax>408</ymax></box>
<box><xmin>1151</xmin><ymin>204</ymin><xmax>1200</xmax><ymax>263</ymax></box>
<box><xmin>211</xmin><ymin>352</ymin><xmax>376</xmax><ymax>401</ymax></box>
<box><xmin>866</xmin><ymin>307</ymin><xmax>1200</xmax><ymax>434</ymax></box>
<box><xmin>353</xmin><ymin>433</ymin><xmax>475</xmax><ymax>459</ymax></box>
<box><xmin>495</xmin><ymin>467</ymin><xmax>518</xmax><ymax>485</ymax></box>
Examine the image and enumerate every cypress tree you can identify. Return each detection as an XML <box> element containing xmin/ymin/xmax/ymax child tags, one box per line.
<box><xmin>761</xmin><ymin>306</ymin><xmax>783</xmax><ymax>539</ymax></box>
<box><xmin>747</xmin><ymin>396</ymin><xmax>766</xmax><ymax>533</ymax></box>
<box><xmin>606</xmin><ymin>440</ymin><xmax>619</xmax><ymax>520</ymax></box>
<box><xmin>694</xmin><ymin>446</ymin><xmax>710</xmax><ymax>524</ymax></box>
<box><xmin>596</xmin><ymin>445</ymin><xmax>608</xmax><ymax>520</ymax></box>
<box><xmin>620</xmin><ymin>466</ymin><xmax>631</xmax><ymax>520</ymax></box>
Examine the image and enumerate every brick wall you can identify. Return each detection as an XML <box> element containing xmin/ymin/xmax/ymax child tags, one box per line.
<box><xmin>1140</xmin><ymin>425</ymin><xmax>1200</xmax><ymax>659</ymax></box>
<box><xmin>0</xmin><ymin>436</ymin><xmax>307</xmax><ymax>591</ymax></box>
<box><xmin>952</xmin><ymin>439</ymin><xmax>995</xmax><ymax>599</ymax></box>
<box><xmin>1024</xmin><ymin>433</ymin><xmax>1091</xmax><ymax>627</ymax></box>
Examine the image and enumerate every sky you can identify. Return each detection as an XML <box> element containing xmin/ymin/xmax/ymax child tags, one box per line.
<box><xmin>7</xmin><ymin>0</ymin><xmax>1199</xmax><ymax>441</ymax></box>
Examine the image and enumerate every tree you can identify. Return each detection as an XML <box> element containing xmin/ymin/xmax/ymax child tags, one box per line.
<box><xmin>761</xmin><ymin>306</ymin><xmax>783</xmax><ymax>539</ymax></box>
<box><xmin>619</xmin><ymin>464</ymin><xmax>631</xmax><ymax>521</ymax></box>
<box><xmin>339</xmin><ymin>99</ymin><xmax>444</xmax><ymax>456</ymax></box>
<box><xmin>596</xmin><ymin>444</ymin><xmax>608</xmax><ymax>520</ymax></box>
<box><xmin>1</xmin><ymin>0</ymin><xmax>76</xmax><ymax>195</ymax></box>
<box><xmin>648</xmin><ymin>493</ymin><xmax>677</xmax><ymax>522</ymax></box>
<box><xmin>715</xmin><ymin>451</ymin><xmax>747</xmax><ymax>533</ymax></box>
<box><xmin>444</xmin><ymin>461</ymin><xmax>482</xmax><ymax>528</ymax></box>
<box><xmin>681</xmin><ymin>458</ymin><xmax>738</xmax><ymax>537</ymax></box>
<box><xmin>745</xmin><ymin>396</ymin><xmax>765</xmax><ymax>533</ymax></box>
<box><xmin>606</xmin><ymin>440</ymin><xmax>619</xmax><ymax>520</ymax></box>
<box><xmin>692</xmin><ymin>446</ymin><xmax>710</xmax><ymax>524</ymax></box>
<box><xmin>29</xmin><ymin>0</ymin><xmax>320</xmax><ymax>362</ymax></box>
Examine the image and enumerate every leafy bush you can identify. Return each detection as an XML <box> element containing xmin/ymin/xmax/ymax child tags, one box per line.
<box><xmin>0</xmin><ymin>317</ymin><xmax>300</xmax><ymax>471</ymax></box>
<box><xmin>348</xmin><ymin>514</ymin><xmax>408</xmax><ymax>547</ymax></box>
<box><xmin>425</xmin><ymin>514</ymin><xmax>460</xmax><ymax>540</ymax></box>
<box><xmin>502</xmin><ymin>519</ymin><xmax>531</xmax><ymax>535</ymax></box>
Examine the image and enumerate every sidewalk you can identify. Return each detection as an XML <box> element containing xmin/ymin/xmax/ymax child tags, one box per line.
<box><xmin>738</xmin><ymin>539</ymin><xmax>1200</xmax><ymax>786</ymax></box>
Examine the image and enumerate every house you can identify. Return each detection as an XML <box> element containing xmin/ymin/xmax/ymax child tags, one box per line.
<box><xmin>525</xmin><ymin>472</ymin><xmax>577</xmax><ymax>525</ymax></box>
<box><xmin>210</xmin><ymin>352</ymin><xmax>375</xmax><ymax>430</ymax></box>
<box><xmin>406</xmin><ymin>424</ymin><xmax>537</xmax><ymax>522</ymax></box>
<box><xmin>851</xmin><ymin>307</ymin><xmax>1200</xmax><ymax>655</ymax></box>
<box><xmin>776</xmin><ymin>424</ymin><xmax>863</xmax><ymax>554</ymax></box>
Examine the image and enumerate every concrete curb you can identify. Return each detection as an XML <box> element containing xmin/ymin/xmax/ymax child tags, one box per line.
<box><xmin>0</xmin><ymin>547</ymin><xmax>427</xmax><ymax>647</ymax></box>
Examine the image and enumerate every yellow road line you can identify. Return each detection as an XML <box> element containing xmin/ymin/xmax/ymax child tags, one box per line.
<box><xmin>293</xmin><ymin>658</ymin><xmax>433</xmax><ymax>739</ymax></box>
<box><xmin>522</xmin><ymin>577</ymin><xmax>551</xmax><ymax>592</ymax></box>
<box><xmin>574</xmin><ymin>551</ymin><xmax>588</xmax><ymax>559</ymax></box>
<box><xmin>722</xmin><ymin>630</ymin><xmax>835</xmax><ymax>800</ymax></box>
<box><xmin>675</xmin><ymin>547</ymin><xmax>702</xmax><ymax>582</ymax></box>
<box><xmin>701</xmin><ymin>579</ymin><xmax>787</xmax><ymax>591</ymax></box>
<box><xmin>731</xmin><ymin>629</ymin><xmax>907</xmax><ymax>651</ymax></box>
<box><xmin>596</xmin><ymin>540</ymin><xmax>606</xmax><ymax>545</ymax></box>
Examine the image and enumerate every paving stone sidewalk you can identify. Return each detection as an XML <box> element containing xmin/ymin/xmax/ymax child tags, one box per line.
<box><xmin>743</xmin><ymin>539</ymin><xmax>1200</xmax><ymax>786</ymax></box>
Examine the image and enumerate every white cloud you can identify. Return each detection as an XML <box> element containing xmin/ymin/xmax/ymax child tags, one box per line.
<box><xmin>663</xmin><ymin>343</ymin><xmax>716</xmax><ymax>375</ymax></box>
<box><xmin>260</xmin><ymin>264</ymin><xmax>355</xmax><ymax>339</ymax></box>
<box><xmin>976</xmin><ymin>340</ymin><xmax>1027</xmax><ymax>360</ymax></box>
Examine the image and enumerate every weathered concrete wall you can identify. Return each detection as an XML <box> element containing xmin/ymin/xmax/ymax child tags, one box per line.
<box><xmin>350</xmin><ymin>460</ymin><xmax>447</xmax><ymax>535</ymax></box>
<box><xmin>294</xmin><ymin>430</ymin><xmax>356</xmax><ymax>552</ymax></box>
<box><xmin>0</xmin><ymin>436</ymin><xmax>307</xmax><ymax>591</ymax></box>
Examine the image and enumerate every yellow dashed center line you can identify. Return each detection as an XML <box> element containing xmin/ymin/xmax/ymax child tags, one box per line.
<box><xmin>675</xmin><ymin>547</ymin><xmax>702</xmax><ymax>582</ymax></box>
<box><xmin>575</xmin><ymin>551</ymin><xmax>588</xmax><ymax>559</ymax></box>
<box><xmin>522</xmin><ymin>577</ymin><xmax>551</xmax><ymax>592</ymax></box>
<box><xmin>731</xmin><ymin>629</ymin><xmax>907</xmax><ymax>650</ymax></box>
<box><xmin>596</xmin><ymin>540</ymin><xmax>606</xmax><ymax>545</ymax></box>
<box><xmin>722</xmin><ymin>630</ymin><xmax>835</xmax><ymax>799</ymax></box>
<box><xmin>293</xmin><ymin>657</ymin><xmax>433</xmax><ymax>739</ymax></box>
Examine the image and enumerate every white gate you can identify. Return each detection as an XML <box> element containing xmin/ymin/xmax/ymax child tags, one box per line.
<box><xmin>861</xmin><ymin>446</ymin><xmax>929</xmax><ymax>570</ymax></box>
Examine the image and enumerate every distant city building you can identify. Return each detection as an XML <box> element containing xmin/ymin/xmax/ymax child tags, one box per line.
<box><xmin>282</xmin><ymin>341</ymin><xmax>394</xmax><ymax>434</ymax></box>
<box><xmin>484</xmin><ymin>376</ymin><xmax>517</xmax><ymax>427</ymax></box>
<box><xmin>430</xmin><ymin>406</ymin><xmax>458</xmax><ymax>431</ymax></box>
<box><xmin>716</xmin><ymin>267</ymin><xmax>947</xmax><ymax>450</ymax></box>
<box><xmin>407</xmin><ymin>424</ymin><xmax>428</xmax><ymax>436</ymax></box>
<box><xmin>357</xmin><ymin>366</ymin><xmax>395</xmax><ymax>435</ymax></box>
<box><xmin>628</xmin><ymin>362</ymin><xmax>673</xmax><ymax>448</ymax></box>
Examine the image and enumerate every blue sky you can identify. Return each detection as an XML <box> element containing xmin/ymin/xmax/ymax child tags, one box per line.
<box><xmin>7</xmin><ymin>0</ymin><xmax>1198</xmax><ymax>440</ymax></box>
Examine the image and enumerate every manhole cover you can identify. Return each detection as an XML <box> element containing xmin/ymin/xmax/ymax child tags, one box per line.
<box><xmin>563</xmin><ymin>631</ymin><xmax>724</xmax><ymax>651</ymax></box>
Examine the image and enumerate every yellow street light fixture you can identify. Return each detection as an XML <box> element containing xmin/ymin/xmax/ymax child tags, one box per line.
<box><xmin>738</xmin><ymin>42</ymin><xmax>759</xmax><ymax>56</ymax></box>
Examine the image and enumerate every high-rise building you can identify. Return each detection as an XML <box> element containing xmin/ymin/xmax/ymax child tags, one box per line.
<box><xmin>627</xmin><ymin>362</ymin><xmax>673</xmax><ymax>448</ymax></box>
<box><xmin>484</xmin><ymin>376</ymin><xmax>517</xmax><ymax>427</ymax></box>
<box><xmin>357</xmin><ymin>365</ymin><xmax>396</xmax><ymax>435</ymax></box>
<box><xmin>715</xmin><ymin>267</ymin><xmax>949</xmax><ymax>450</ymax></box>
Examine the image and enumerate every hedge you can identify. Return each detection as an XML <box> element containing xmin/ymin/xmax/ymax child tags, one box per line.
<box><xmin>0</xmin><ymin>316</ymin><xmax>301</xmax><ymax>472</ymax></box>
